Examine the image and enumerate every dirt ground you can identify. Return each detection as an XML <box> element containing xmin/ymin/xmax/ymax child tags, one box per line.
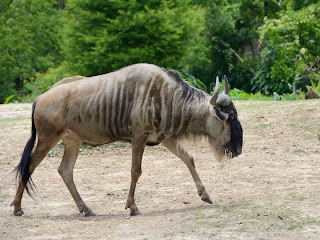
<box><xmin>0</xmin><ymin>100</ymin><xmax>319</xmax><ymax>240</ymax></box>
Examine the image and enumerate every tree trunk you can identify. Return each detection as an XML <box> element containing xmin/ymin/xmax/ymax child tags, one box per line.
<box><xmin>57</xmin><ymin>0</ymin><xmax>64</xmax><ymax>9</ymax></box>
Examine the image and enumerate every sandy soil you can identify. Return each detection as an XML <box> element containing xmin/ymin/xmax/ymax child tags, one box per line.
<box><xmin>0</xmin><ymin>100</ymin><xmax>319</xmax><ymax>240</ymax></box>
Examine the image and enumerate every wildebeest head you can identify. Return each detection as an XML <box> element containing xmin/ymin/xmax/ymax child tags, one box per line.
<box><xmin>207</xmin><ymin>76</ymin><xmax>243</xmax><ymax>161</ymax></box>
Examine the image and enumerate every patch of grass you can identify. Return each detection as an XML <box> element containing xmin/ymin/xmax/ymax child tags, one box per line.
<box><xmin>288</xmin><ymin>221</ymin><xmax>304</xmax><ymax>230</ymax></box>
<box><xmin>0</xmin><ymin>117</ymin><xmax>30</xmax><ymax>129</ymax></box>
<box><xmin>210</xmin><ymin>230</ymin><xmax>221</xmax><ymax>237</ymax></box>
<box><xmin>81</xmin><ymin>142</ymin><xmax>94</xmax><ymax>149</ymax></box>
<box><xmin>14</xmin><ymin>107</ymin><xmax>31</xmax><ymax>112</ymax></box>
<box><xmin>1</xmin><ymin>117</ymin><xmax>30</xmax><ymax>123</ymax></box>
<box><xmin>289</xmin><ymin>116</ymin><xmax>320</xmax><ymax>139</ymax></box>
<box><xmin>190</xmin><ymin>198</ymin><xmax>317</xmax><ymax>237</ymax></box>
<box><xmin>294</xmin><ymin>117</ymin><xmax>311</xmax><ymax>123</ymax></box>
<box><xmin>293</xmin><ymin>149</ymin><xmax>307</xmax><ymax>154</ymax></box>
<box><xmin>109</xmin><ymin>140</ymin><xmax>131</xmax><ymax>149</ymax></box>
<box><xmin>0</xmin><ymin>194</ymin><xmax>10</xmax><ymax>199</ymax></box>
<box><xmin>48</xmin><ymin>150</ymin><xmax>61</xmax><ymax>157</ymax></box>
<box><xmin>0</xmin><ymin>186</ymin><xmax>10</xmax><ymax>199</ymax></box>
<box><xmin>163</xmin><ymin>231</ymin><xmax>175</xmax><ymax>238</ymax></box>
<box><xmin>0</xmin><ymin>117</ymin><xmax>28</xmax><ymax>123</ymax></box>
<box><xmin>285</xmin><ymin>191</ymin><xmax>320</xmax><ymax>203</ymax></box>
<box><xmin>252</xmin><ymin>123</ymin><xmax>268</xmax><ymax>129</ymax></box>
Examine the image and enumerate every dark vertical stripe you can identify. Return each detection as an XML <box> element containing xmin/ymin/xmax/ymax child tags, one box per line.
<box><xmin>149</xmin><ymin>76</ymin><xmax>163</xmax><ymax>129</ymax></box>
<box><xmin>77</xmin><ymin>112</ymin><xmax>82</xmax><ymax>124</ymax></box>
<box><xmin>176</xmin><ymin>87</ymin><xmax>194</xmax><ymax>135</ymax></box>
<box><xmin>109</xmin><ymin>79</ymin><xmax>118</xmax><ymax>138</ymax></box>
<box><xmin>95</xmin><ymin>81</ymin><xmax>104</xmax><ymax>125</ymax></box>
<box><xmin>162</xmin><ymin>82</ymin><xmax>174</xmax><ymax>131</ymax></box>
<box><xmin>96</xmin><ymin>97</ymin><xmax>100</xmax><ymax>125</ymax></box>
<box><xmin>86</xmin><ymin>95</ymin><xmax>95</xmax><ymax>121</ymax></box>
<box><xmin>122</xmin><ymin>79</ymin><xmax>136</xmax><ymax>135</ymax></box>
<box><xmin>62</xmin><ymin>90</ymin><xmax>71</xmax><ymax>117</ymax></box>
<box><xmin>113</xmin><ymin>81</ymin><xmax>122</xmax><ymax>136</ymax></box>
<box><xmin>107</xmin><ymin>80</ymin><xmax>115</xmax><ymax>139</ymax></box>
<box><xmin>118</xmin><ymin>82</ymin><xmax>126</xmax><ymax>135</ymax></box>
<box><xmin>171</xmin><ymin>89</ymin><xmax>183</xmax><ymax>132</ymax></box>
<box><xmin>140</xmin><ymin>77</ymin><xmax>152</xmax><ymax>110</ymax></box>
<box><xmin>101</xmin><ymin>92</ymin><xmax>107</xmax><ymax>127</ymax></box>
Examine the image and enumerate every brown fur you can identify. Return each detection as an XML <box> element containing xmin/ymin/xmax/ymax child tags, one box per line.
<box><xmin>51</xmin><ymin>76</ymin><xmax>87</xmax><ymax>88</ymax></box>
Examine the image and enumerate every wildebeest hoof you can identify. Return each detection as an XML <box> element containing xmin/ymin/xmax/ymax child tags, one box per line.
<box><xmin>198</xmin><ymin>190</ymin><xmax>212</xmax><ymax>204</ymax></box>
<box><xmin>130</xmin><ymin>209</ymin><xmax>141</xmax><ymax>216</ymax></box>
<box><xmin>127</xmin><ymin>205</ymin><xmax>141</xmax><ymax>216</ymax></box>
<box><xmin>13</xmin><ymin>209</ymin><xmax>25</xmax><ymax>216</ymax></box>
<box><xmin>201</xmin><ymin>197</ymin><xmax>213</xmax><ymax>204</ymax></box>
<box><xmin>85</xmin><ymin>211</ymin><xmax>96</xmax><ymax>217</ymax></box>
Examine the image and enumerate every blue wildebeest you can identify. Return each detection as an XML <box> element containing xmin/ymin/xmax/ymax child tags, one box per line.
<box><xmin>11</xmin><ymin>63</ymin><xmax>243</xmax><ymax>216</ymax></box>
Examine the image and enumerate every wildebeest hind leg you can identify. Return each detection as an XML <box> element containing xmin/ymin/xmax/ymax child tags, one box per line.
<box><xmin>162</xmin><ymin>138</ymin><xmax>213</xmax><ymax>204</ymax></box>
<box><xmin>11</xmin><ymin>135</ymin><xmax>61</xmax><ymax>216</ymax></box>
<box><xmin>58</xmin><ymin>134</ymin><xmax>95</xmax><ymax>217</ymax></box>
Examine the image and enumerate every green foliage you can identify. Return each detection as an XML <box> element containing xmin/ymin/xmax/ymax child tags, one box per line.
<box><xmin>60</xmin><ymin>0</ymin><xmax>205</xmax><ymax>77</ymax></box>
<box><xmin>0</xmin><ymin>0</ymin><xmax>319</xmax><ymax>102</ymax></box>
<box><xmin>256</xmin><ymin>3</ymin><xmax>320</xmax><ymax>94</ymax></box>
<box><xmin>20</xmin><ymin>65</ymin><xmax>77</xmax><ymax>102</ymax></box>
<box><xmin>4</xmin><ymin>95</ymin><xmax>15</xmax><ymax>104</ymax></box>
<box><xmin>179</xmin><ymin>69</ymin><xmax>208</xmax><ymax>92</ymax></box>
<box><xmin>229</xmin><ymin>88</ymin><xmax>305</xmax><ymax>100</ymax></box>
<box><xmin>194</xmin><ymin>0</ymin><xmax>282</xmax><ymax>91</ymax></box>
<box><xmin>292</xmin><ymin>0</ymin><xmax>320</xmax><ymax>10</ymax></box>
<box><xmin>230</xmin><ymin>88</ymin><xmax>266</xmax><ymax>100</ymax></box>
<box><xmin>0</xmin><ymin>0</ymin><xmax>61</xmax><ymax>103</ymax></box>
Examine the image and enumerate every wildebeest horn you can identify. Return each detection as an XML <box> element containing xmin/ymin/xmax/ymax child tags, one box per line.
<box><xmin>216</xmin><ymin>75</ymin><xmax>231</xmax><ymax>107</ymax></box>
<box><xmin>210</xmin><ymin>76</ymin><xmax>219</xmax><ymax>105</ymax></box>
<box><xmin>222</xmin><ymin>75</ymin><xmax>229</xmax><ymax>95</ymax></box>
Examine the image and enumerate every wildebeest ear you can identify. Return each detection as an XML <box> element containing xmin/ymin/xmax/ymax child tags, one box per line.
<box><xmin>214</xmin><ymin>106</ymin><xmax>229</xmax><ymax>121</ymax></box>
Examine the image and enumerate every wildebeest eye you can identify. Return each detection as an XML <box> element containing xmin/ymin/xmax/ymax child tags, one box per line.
<box><xmin>214</xmin><ymin>106</ymin><xmax>229</xmax><ymax>121</ymax></box>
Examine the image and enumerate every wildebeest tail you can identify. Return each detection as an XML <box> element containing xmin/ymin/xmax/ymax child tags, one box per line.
<box><xmin>13</xmin><ymin>102</ymin><xmax>37</xmax><ymax>196</ymax></box>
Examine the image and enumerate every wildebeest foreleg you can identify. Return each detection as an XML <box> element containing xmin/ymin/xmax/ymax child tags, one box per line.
<box><xmin>162</xmin><ymin>138</ymin><xmax>213</xmax><ymax>204</ymax></box>
<box><xmin>58</xmin><ymin>134</ymin><xmax>95</xmax><ymax>217</ymax></box>
<box><xmin>125</xmin><ymin>134</ymin><xmax>148</xmax><ymax>216</ymax></box>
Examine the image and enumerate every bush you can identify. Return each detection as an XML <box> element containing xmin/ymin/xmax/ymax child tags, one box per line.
<box><xmin>0</xmin><ymin>0</ymin><xmax>61</xmax><ymax>103</ymax></box>
<box><xmin>20</xmin><ymin>65</ymin><xmax>77</xmax><ymax>102</ymax></box>
<box><xmin>256</xmin><ymin>3</ymin><xmax>320</xmax><ymax>94</ymax></box>
<box><xmin>60</xmin><ymin>0</ymin><xmax>205</xmax><ymax>77</ymax></box>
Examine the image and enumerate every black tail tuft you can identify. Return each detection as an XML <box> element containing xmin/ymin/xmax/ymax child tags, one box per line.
<box><xmin>13</xmin><ymin>102</ymin><xmax>37</xmax><ymax>196</ymax></box>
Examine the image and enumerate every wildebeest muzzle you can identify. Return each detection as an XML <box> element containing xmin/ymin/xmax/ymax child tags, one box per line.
<box><xmin>225</xmin><ymin>105</ymin><xmax>243</xmax><ymax>158</ymax></box>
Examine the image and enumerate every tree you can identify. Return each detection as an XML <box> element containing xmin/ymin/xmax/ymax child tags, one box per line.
<box><xmin>0</xmin><ymin>0</ymin><xmax>61</xmax><ymax>103</ymax></box>
<box><xmin>292</xmin><ymin>0</ymin><xmax>320</xmax><ymax>10</ymax></box>
<box><xmin>192</xmin><ymin>0</ymin><xmax>282</xmax><ymax>91</ymax></box>
<box><xmin>256</xmin><ymin>3</ymin><xmax>320</xmax><ymax>94</ymax></box>
<box><xmin>60</xmin><ymin>0</ymin><xmax>205</xmax><ymax>77</ymax></box>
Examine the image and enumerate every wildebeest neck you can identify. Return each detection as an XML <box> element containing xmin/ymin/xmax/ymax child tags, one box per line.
<box><xmin>168</xmin><ymin>80</ymin><xmax>208</xmax><ymax>137</ymax></box>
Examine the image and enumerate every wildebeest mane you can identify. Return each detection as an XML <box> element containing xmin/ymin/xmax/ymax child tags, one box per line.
<box><xmin>166</xmin><ymin>69</ymin><xmax>206</xmax><ymax>102</ymax></box>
